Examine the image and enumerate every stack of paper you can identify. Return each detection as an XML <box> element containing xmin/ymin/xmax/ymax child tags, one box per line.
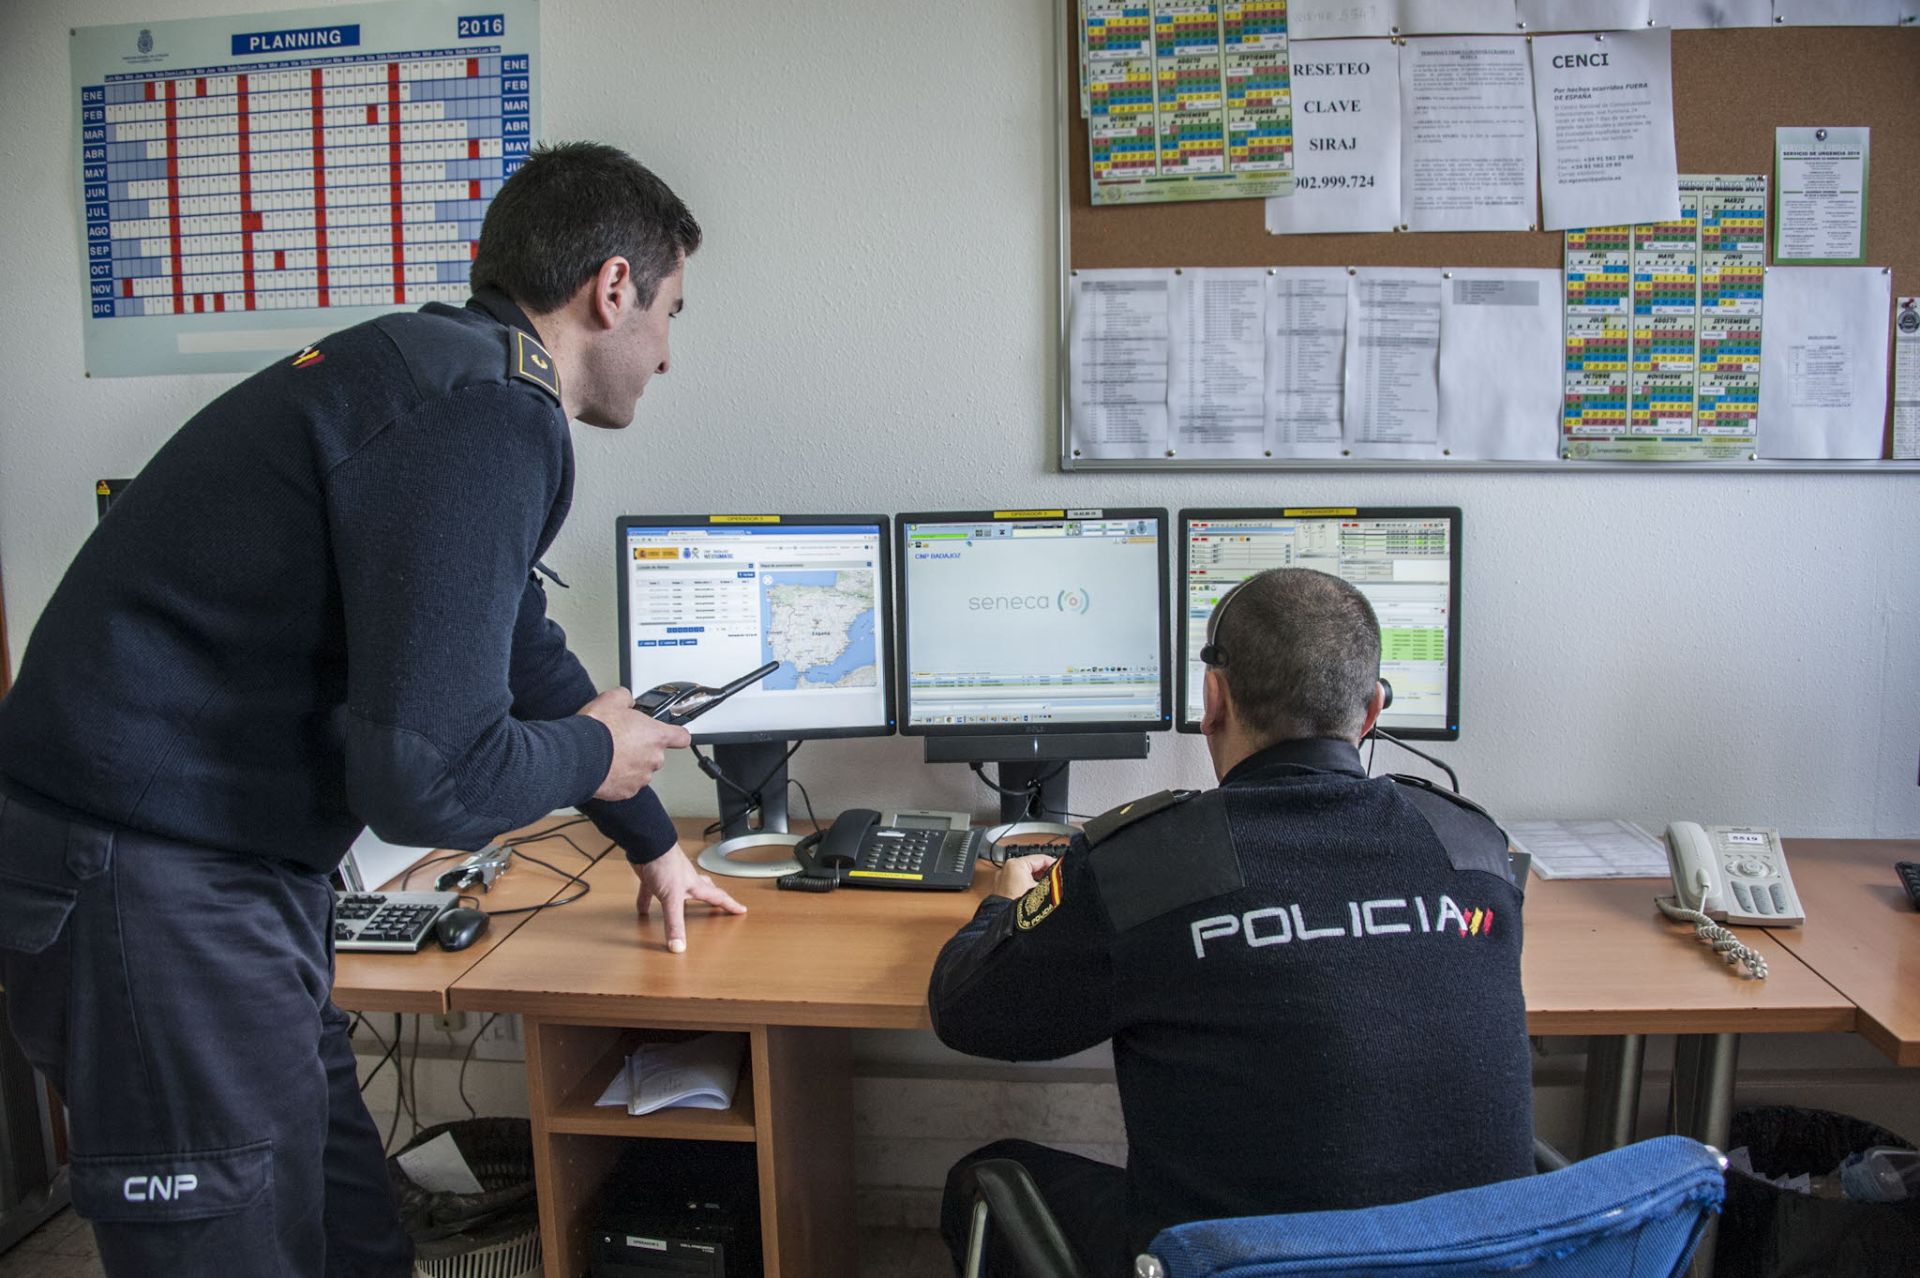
<box><xmin>595</xmin><ymin>1032</ymin><xmax>744</xmax><ymax>1117</ymax></box>
<box><xmin>1506</xmin><ymin>819</ymin><xmax>1671</xmax><ymax>880</ymax></box>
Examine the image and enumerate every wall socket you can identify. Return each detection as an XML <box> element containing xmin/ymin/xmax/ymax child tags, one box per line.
<box><xmin>433</xmin><ymin>1012</ymin><xmax>467</xmax><ymax>1034</ymax></box>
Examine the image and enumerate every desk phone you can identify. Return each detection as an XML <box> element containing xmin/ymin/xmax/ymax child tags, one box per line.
<box><xmin>783</xmin><ymin>808</ymin><xmax>983</xmax><ymax>892</ymax></box>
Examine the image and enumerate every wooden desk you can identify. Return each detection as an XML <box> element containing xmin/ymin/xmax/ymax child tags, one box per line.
<box><xmin>1766</xmin><ymin>838</ymin><xmax>1920</xmax><ymax>1066</ymax></box>
<box><xmin>1520</xmin><ymin>873</ymin><xmax>1853</xmax><ymax>1037</ymax></box>
<box><xmin>333</xmin><ymin>817</ymin><xmax>616</xmax><ymax>1014</ymax></box>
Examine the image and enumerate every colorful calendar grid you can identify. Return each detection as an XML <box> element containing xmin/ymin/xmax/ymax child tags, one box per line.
<box><xmin>1560</xmin><ymin>176</ymin><xmax>1767</xmax><ymax>461</ymax></box>
<box><xmin>74</xmin><ymin>2</ymin><xmax>539</xmax><ymax>377</ymax></box>
<box><xmin>1083</xmin><ymin>0</ymin><xmax>1292</xmax><ymax>205</ymax></box>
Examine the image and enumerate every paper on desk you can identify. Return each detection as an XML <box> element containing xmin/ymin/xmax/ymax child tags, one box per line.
<box><xmin>1531</xmin><ymin>29</ymin><xmax>1679</xmax><ymax>231</ymax></box>
<box><xmin>1437</xmin><ymin>268</ymin><xmax>1563</xmax><ymax>460</ymax></box>
<box><xmin>1344</xmin><ymin>268</ymin><xmax>1442</xmax><ymax>458</ymax></box>
<box><xmin>1399</xmin><ymin>38</ymin><xmax>1538</xmax><ymax>233</ymax></box>
<box><xmin>1757</xmin><ymin>266</ymin><xmax>1892</xmax><ymax>459</ymax></box>
<box><xmin>396</xmin><ymin>1131</ymin><xmax>485</xmax><ymax>1196</ymax></box>
<box><xmin>1507</xmin><ymin>819</ymin><xmax>1670</xmax><ymax>880</ymax></box>
<box><xmin>595</xmin><ymin>1032</ymin><xmax>744</xmax><ymax>1117</ymax></box>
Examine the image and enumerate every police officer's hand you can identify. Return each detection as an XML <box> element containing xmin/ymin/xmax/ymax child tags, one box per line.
<box><xmin>579</xmin><ymin>687</ymin><xmax>690</xmax><ymax>801</ymax></box>
<box><xmin>633</xmin><ymin>845</ymin><xmax>747</xmax><ymax>953</ymax></box>
<box><xmin>995</xmin><ymin>854</ymin><xmax>1058</xmax><ymax>901</ymax></box>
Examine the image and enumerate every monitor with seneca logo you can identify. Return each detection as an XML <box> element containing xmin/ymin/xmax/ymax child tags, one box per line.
<box><xmin>896</xmin><ymin>508</ymin><xmax>1170</xmax><ymax>825</ymax></box>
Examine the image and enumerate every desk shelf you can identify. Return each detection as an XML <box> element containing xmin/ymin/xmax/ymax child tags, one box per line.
<box><xmin>547</xmin><ymin>1035</ymin><xmax>756</xmax><ymax>1142</ymax></box>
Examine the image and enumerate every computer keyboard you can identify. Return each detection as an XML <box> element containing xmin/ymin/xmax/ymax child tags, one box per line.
<box><xmin>334</xmin><ymin>890</ymin><xmax>456</xmax><ymax>952</ymax></box>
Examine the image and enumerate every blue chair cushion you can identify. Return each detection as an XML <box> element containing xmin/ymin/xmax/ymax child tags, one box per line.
<box><xmin>1145</xmin><ymin>1136</ymin><xmax>1725</xmax><ymax>1277</ymax></box>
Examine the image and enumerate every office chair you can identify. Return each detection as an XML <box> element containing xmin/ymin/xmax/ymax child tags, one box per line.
<box><xmin>956</xmin><ymin>1135</ymin><xmax>1725</xmax><ymax>1278</ymax></box>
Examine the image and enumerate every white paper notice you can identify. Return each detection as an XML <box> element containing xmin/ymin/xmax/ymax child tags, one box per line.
<box><xmin>1771</xmin><ymin>1</ymin><xmax>1902</xmax><ymax>24</ymax></box>
<box><xmin>1775</xmin><ymin>127</ymin><xmax>1869</xmax><ymax>264</ymax></box>
<box><xmin>1169</xmin><ymin>269</ymin><xmax>1268</xmax><ymax>458</ymax></box>
<box><xmin>1516</xmin><ymin>0</ymin><xmax>1652</xmax><ymax>30</ymax></box>
<box><xmin>1399</xmin><ymin>39</ymin><xmax>1539</xmax><ymax>232</ymax></box>
<box><xmin>1068</xmin><ymin>269</ymin><xmax>1172</xmax><ymax>460</ymax></box>
<box><xmin>1438</xmin><ymin>268</ymin><xmax>1564</xmax><ymax>459</ymax></box>
<box><xmin>1531</xmin><ymin>29</ymin><xmax>1679</xmax><ymax>230</ymax></box>
<box><xmin>1507</xmin><ymin>820</ymin><xmax>1670</xmax><ymax>879</ymax></box>
<box><xmin>1288</xmin><ymin>1</ymin><xmax>1397</xmax><ymax>39</ymax></box>
<box><xmin>1401</xmin><ymin>1</ymin><xmax>1525</xmax><ymax>33</ymax></box>
<box><xmin>1646</xmin><ymin>0</ymin><xmax>1772</xmax><ymax>26</ymax></box>
<box><xmin>396</xmin><ymin>1132</ymin><xmax>485</xmax><ymax>1196</ymax></box>
<box><xmin>1895</xmin><ymin>298</ymin><xmax>1920</xmax><ymax>460</ymax></box>
<box><xmin>1267</xmin><ymin>267</ymin><xmax>1349</xmax><ymax>457</ymax></box>
<box><xmin>1267</xmin><ymin>41</ymin><xmax>1401</xmax><ymax>235</ymax></box>
<box><xmin>1758</xmin><ymin>267</ymin><xmax>1892</xmax><ymax>459</ymax></box>
<box><xmin>1344</xmin><ymin>268</ymin><xmax>1443</xmax><ymax>456</ymax></box>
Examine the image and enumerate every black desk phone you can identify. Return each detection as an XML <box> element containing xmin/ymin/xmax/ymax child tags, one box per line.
<box><xmin>781</xmin><ymin>809</ymin><xmax>984</xmax><ymax>892</ymax></box>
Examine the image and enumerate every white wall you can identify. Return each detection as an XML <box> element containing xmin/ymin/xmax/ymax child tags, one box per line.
<box><xmin>2</xmin><ymin>0</ymin><xmax>1916</xmax><ymax>845</ymax></box>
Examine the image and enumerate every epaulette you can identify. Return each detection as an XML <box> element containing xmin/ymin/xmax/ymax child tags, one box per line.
<box><xmin>1388</xmin><ymin>774</ymin><xmax>1512</xmax><ymax>882</ymax></box>
<box><xmin>1083</xmin><ymin>789</ymin><xmax>1199</xmax><ymax>846</ymax></box>
<box><xmin>1385</xmin><ymin>773</ymin><xmax>1497</xmax><ymax>824</ymax></box>
<box><xmin>509</xmin><ymin>329</ymin><xmax>561</xmax><ymax>403</ymax></box>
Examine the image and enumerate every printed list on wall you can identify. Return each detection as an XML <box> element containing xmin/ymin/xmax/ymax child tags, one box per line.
<box><xmin>72</xmin><ymin>0</ymin><xmax>540</xmax><ymax>376</ymax></box>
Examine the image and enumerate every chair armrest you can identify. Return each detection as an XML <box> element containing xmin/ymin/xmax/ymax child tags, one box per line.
<box><xmin>1534</xmin><ymin>1138</ymin><xmax>1573</xmax><ymax>1172</ymax></box>
<box><xmin>956</xmin><ymin>1158</ymin><xmax>1095</xmax><ymax>1278</ymax></box>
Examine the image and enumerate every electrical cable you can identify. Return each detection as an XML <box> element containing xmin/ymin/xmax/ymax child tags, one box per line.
<box><xmin>357</xmin><ymin>1014</ymin><xmax>401</xmax><ymax>1097</ymax></box>
<box><xmin>458</xmin><ymin>1013</ymin><xmax>502</xmax><ymax>1119</ymax></box>
<box><xmin>692</xmin><ymin>740</ymin><xmax>804</xmax><ymax>834</ymax></box>
<box><xmin>406</xmin><ymin>1015</ymin><xmax>423</xmax><ymax>1140</ymax></box>
<box><xmin>1366</xmin><ymin>726</ymin><xmax>1460</xmax><ymax>792</ymax></box>
<box><xmin>384</xmin><ymin>1013</ymin><xmax>406</xmax><ymax>1152</ymax></box>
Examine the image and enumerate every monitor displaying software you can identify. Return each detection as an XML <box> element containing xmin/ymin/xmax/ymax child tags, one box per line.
<box><xmin>1180</xmin><ymin>508</ymin><xmax>1461</xmax><ymax>740</ymax></box>
<box><xmin>897</xmin><ymin>509</ymin><xmax>1171</xmax><ymax>734</ymax></box>
<box><xmin>617</xmin><ymin>515</ymin><xmax>894</xmax><ymax>742</ymax></box>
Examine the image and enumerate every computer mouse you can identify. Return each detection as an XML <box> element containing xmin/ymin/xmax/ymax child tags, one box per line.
<box><xmin>434</xmin><ymin>907</ymin><xmax>490</xmax><ymax>952</ymax></box>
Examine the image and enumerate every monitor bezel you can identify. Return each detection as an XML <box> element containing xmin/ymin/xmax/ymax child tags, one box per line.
<box><xmin>1176</xmin><ymin>507</ymin><xmax>1462</xmax><ymax>742</ymax></box>
<box><xmin>895</xmin><ymin>507</ymin><xmax>1174</xmax><ymax>738</ymax></box>
<box><xmin>615</xmin><ymin>513</ymin><xmax>897</xmax><ymax>745</ymax></box>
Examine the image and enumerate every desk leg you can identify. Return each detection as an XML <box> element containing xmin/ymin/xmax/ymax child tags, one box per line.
<box><xmin>753</xmin><ymin>1025</ymin><xmax>855</xmax><ymax>1276</ymax></box>
<box><xmin>1671</xmin><ymin>1033</ymin><xmax>1739</xmax><ymax>1278</ymax></box>
<box><xmin>1578</xmin><ymin>1034</ymin><xmax>1645</xmax><ymax>1159</ymax></box>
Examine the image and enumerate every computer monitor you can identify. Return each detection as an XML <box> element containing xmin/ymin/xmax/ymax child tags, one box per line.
<box><xmin>1179</xmin><ymin>508</ymin><xmax>1461</xmax><ymax>740</ymax></box>
<box><xmin>617</xmin><ymin>514</ymin><xmax>895</xmax><ymax>835</ymax></box>
<box><xmin>897</xmin><ymin>508</ymin><xmax>1171</xmax><ymax>824</ymax></box>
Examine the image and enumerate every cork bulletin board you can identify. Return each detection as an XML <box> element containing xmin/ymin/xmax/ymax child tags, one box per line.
<box><xmin>1055</xmin><ymin>7</ymin><xmax>1920</xmax><ymax>471</ymax></box>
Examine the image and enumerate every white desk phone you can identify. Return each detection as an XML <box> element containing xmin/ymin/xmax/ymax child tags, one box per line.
<box><xmin>1656</xmin><ymin>822</ymin><xmax>1804</xmax><ymax>979</ymax></box>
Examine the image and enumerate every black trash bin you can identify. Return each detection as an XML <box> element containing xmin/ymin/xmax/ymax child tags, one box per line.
<box><xmin>387</xmin><ymin>1117</ymin><xmax>541</xmax><ymax>1278</ymax></box>
<box><xmin>1714</xmin><ymin>1106</ymin><xmax>1920</xmax><ymax>1278</ymax></box>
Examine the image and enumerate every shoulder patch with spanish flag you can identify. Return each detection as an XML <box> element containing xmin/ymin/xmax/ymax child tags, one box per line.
<box><xmin>1015</xmin><ymin>861</ymin><xmax>1064</xmax><ymax>931</ymax></box>
<box><xmin>510</xmin><ymin>329</ymin><xmax>561</xmax><ymax>402</ymax></box>
<box><xmin>290</xmin><ymin>344</ymin><xmax>324</xmax><ymax>369</ymax></box>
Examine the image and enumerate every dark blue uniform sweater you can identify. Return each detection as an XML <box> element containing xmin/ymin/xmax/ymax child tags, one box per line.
<box><xmin>929</xmin><ymin>737</ymin><xmax>1534</xmax><ymax>1255</ymax></box>
<box><xmin>0</xmin><ymin>290</ymin><xmax>677</xmax><ymax>871</ymax></box>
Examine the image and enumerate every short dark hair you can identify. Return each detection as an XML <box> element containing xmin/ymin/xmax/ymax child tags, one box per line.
<box><xmin>1209</xmin><ymin>568</ymin><xmax>1380</xmax><ymax>743</ymax></box>
<box><xmin>470</xmin><ymin>142</ymin><xmax>701</xmax><ymax>314</ymax></box>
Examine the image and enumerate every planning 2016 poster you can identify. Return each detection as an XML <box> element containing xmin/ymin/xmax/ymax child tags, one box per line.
<box><xmin>74</xmin><ymin>1</ymin><xmax>539</xmax><ymax>376</ymax></box>
<box><xmin>1083</xmin><ymin>1</ymin><xmax>1295</xmax><ymax>205</ymax></box>
<box><xmin>1561</xmin><ymin>175</ymin><xmax>1766</xmax><ymax>461</ymax></box>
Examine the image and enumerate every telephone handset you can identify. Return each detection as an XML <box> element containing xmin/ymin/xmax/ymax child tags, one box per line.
<box><xmin>1656</xmin><ymin>822</ymin><xmax>1803</xmax><ymax>980</ymax></box>
<box><xmin>1663</xmin><ymin>822</ymin><xmax>1803</xmax><ymax>925</ymax></box>
<box><xmin>782</xmin><ymin>808</ymin><xmax>982</xmax><ymax>893</ymax></box>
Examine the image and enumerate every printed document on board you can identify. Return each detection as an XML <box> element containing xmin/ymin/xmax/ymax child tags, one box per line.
<box><xmin>1531</xmin><ymin>29</ymin><xmax>1679</xmax><ymax>231</ymax></box>
<box><xmin>1398</xmin><ymin>38</ymin><xmax>1538</xmax><ymax>233</ymax></box>
<box><xmin>1343</xmin><ymin>268</ymin><xmax>1443</xmax><ymax>458</ymax></box>
<box><xmin>1757</xmin><ymin>266</ymin><xmax>1892</xmax><ymax>459</ymax></box>
<box><xmin>1267</xmin><ymin>41</ymin><xmax>1400</xmax><ymax>236</ymax></box>
<box><xmin>1438</xmin><ymin>269</ymin><xmax>1563</xmax><ymax>460</ymax></box>
<box><xmin>1067</xmin><ymin>269</ymin><xmax>1172</xmax><ymax>460</ymax></box>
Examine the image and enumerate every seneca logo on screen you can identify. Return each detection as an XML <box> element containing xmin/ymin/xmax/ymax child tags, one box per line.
<box><xmin>967</xmin><ymin>588</ymin><xmax>1090</xmax><ymax>615</ymax></box>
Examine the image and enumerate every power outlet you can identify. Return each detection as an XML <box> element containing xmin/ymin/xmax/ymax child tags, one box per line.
<box><xmin>433</xmin><ymin>1012</ymin><xmax>467</xmax><ymax>1034</ymax></box>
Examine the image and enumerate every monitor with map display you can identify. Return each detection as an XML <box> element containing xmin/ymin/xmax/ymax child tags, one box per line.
<box><xmin>617</xmin><ymin>514</ymin><xmax>894</xmax><ymax>834</ymax></box>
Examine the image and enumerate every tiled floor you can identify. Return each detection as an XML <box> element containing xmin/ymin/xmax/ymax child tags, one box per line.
<box><xmin>0</xmin><ymin>1208</ymin><xmax>951</xmax><ymax>1277</ymax></box>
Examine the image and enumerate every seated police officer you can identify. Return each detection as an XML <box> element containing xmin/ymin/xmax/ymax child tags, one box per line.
<box><xmin>929</xmin><ymin>567</ymin><xmax>1533</xmax><ymax>1277</ymax></box>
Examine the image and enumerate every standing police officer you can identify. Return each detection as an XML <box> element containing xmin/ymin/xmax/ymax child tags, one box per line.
<box><xmin>0</xmin><ymin>143</ymin><xmax>743</xmax><ymax>1276</ymax></box>
<box><xmin>930</xmin><ymin>568</ymin><xmax>1533</xmax><ymax>1277</ymax></box>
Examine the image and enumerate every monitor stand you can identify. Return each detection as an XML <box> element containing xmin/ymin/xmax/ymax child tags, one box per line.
<box><xmin>924</xmin><ymin>733</ymin><xmax>1151</xmax><ymax>825</ymax></box>
<box><xmin>697</xmin><ymin>740</ymin><xmax>806</xmax><ymax>880</ymax></box>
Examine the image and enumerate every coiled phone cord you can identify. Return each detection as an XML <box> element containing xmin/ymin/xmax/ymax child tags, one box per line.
<box><xmin>1655</xmin><ymin>895</ymin><xmax>1770</xmax><ymax>979</ymax></box>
